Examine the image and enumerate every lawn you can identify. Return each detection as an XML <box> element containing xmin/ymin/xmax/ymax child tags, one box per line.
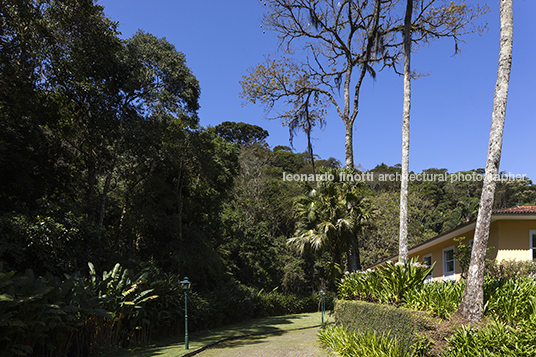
<box><xmin>110</xmin><ymin>311</ymin><xmax>333</xmax><ymax>357</ymax></box>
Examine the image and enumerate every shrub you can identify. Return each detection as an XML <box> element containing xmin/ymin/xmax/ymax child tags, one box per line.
<box><xmin>485</xmin><ymin>278</ymin><xmax>536</xmax><ymax>326</ymax></box>
<box><xmin>338</xmin><ymin>258</ymin><xmax>434</xmax><ymax>305</ymax></box>
<box><xmin>405</xmin><ymin>280</ymin><xmax>465</xmax><ymax>319</ymax></box>
<box><xmin>486</xmin><ymin>259</ymin><xmax>536</xmax><ymax>279</ymax></box>
<box><xmin>444</xmin><ymin>318</ymin><xmax>536</xmax><ymax>357</ymax></box>
<box><xmin>318</xmin><ymin>324</ymin><xmax>410</xmax><ymax>357</ymax></box>
<box><xmin>333</xmin><ymin>300</ymin><xmax>438</xmax><ymax>351</ymax></box>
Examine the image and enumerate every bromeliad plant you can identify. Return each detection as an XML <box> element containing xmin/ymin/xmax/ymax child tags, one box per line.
<box><xmin>339</xmin><ymin>258</ymin><xmax>434</xmax><ymax>305</ymax></box>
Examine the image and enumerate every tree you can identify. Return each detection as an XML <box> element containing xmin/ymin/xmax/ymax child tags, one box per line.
<box><xmin>241</xmin><ymin>0</ymin><xmax>487</xmax><ymax>167</ymax></box>
<box><xmin>214</xmin><ymin>121</ymin><xmax>269</xmax><ymax>146</ymax></box>
<box><xmin>458</xmin><ymin>0</ymin><xmax>513</xmax><ymax>322</ymax></box>
<box><xmin>288</xmin><ymin>169</ymin><xmax>372</xmax><ymax>283</ymax></box>
<box><xmin>122</xmin><ymin>126</ymin><xmax>239</xmax><ymax>287</ymax></box>
<box><xmin>0</xmin><ymin>0</ymin><xmax>122</xmax><ymax>218</ymax></box>
<box><xmin>398</xmin><ymin>0</ymin><xmax>413</xmax><ymax>264</ymax></box>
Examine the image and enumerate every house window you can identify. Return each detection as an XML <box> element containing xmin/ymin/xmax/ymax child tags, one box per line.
<box><xmin>423</xmin><ymin>254</ymin><xmax>433</xmax><ymax>281</ymax></box>
<box><xmin>443</xmin><ymin>246</ymin><xmax>455</xmax><ymax>279</ymax></box>
<box><xmin>531</xmin><ymin>231</ymin><xmax>536</xmax><ymax>260</ymax></box>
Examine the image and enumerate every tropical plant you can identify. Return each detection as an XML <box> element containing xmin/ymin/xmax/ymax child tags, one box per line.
<box><xmin>338</xmin><ymin>258</ymin><xmax>433</xmax><ymax>305</ymax></box>
<box><xmin>444</xmin><ymin>319</ymin><xmax>536</xmax><ymax>357</ymax></box>
<box><xmin>404</xmin><ymin>280</ymin><xmax>465</xmax><ymax>319</ymax></box>
<box><xmin>485</xmin><ymin>278</ymin><xmax>536</xmax><ymax>326</ymax></box>
<box><xmin>318</xmin><ymin>324</ymin><xmax>410</xmax><ymax>357</ymax></box>
<box><xmin>288</xmin><ymin>169</ymin><xmax>373</xmax><ymax>283</ymax></box>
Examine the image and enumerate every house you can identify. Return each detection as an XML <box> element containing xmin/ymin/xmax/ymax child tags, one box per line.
<box><xmin>371</xmin><ymin>206</ymin><xmax>536</xmax><ymax>281</ymax></box>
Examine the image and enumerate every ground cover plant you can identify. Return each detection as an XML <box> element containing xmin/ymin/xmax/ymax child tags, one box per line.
<box><xmin>327</xmin><ymin>259</ymin><xmax>536</xmax><ymax>356</ymax></box>
<box><xmin>318</xmin><ymin>324</ymin><xmax>411</xmax><ymax>357</ymax></box>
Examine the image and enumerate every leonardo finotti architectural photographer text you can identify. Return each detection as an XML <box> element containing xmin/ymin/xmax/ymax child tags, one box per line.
<box><xmin>282</xmin><ymin>171</ymin><xmax>527</xmax><ymax>183</ymax></box>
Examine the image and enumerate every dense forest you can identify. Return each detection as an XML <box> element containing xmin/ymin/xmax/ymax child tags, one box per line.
<box><xmin>2</xmin><ymin>0</ymin><xmax>536</xmax><ymax>295</ymax></box>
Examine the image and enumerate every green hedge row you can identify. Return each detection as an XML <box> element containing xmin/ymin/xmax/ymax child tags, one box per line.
<box><xmin>334</xmin><ymin>299</ymin><xmax>437</xmax><ymax>349</ymax></box>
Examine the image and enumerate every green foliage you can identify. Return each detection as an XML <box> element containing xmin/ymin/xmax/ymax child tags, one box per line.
<box><xmin>338</xmin><ymin>258</ymin><xmax>434</xmax><ymax>305</ymax></box>
<box><xmin>214</xmin><ymin>121</ymin><xmax>269</xmax><ymax>146</ymax></box>
<box><xmin>410</xmin><ymin>333</ymin><xmax>434</xmax><ymax>357</ymax></box>
<box><xmin>453</xmin><ymin>236</ymin><xmax>494</xmax><ymax>279</ymax></box>
<box><xmin>485</xmin><ymin>278</ymin><xmax>536</xmax><ymax>326</ymax></box>
<box><xmin>0</xmin><ymin>262</ymin><xmax>161</xmax><ymax>356</ymax></box>
<box><xmin>333</xmin><ymin>300</ymin><xmax>436</xmax><ymax>351</ymax></box>
<box><xmin>289</xmin><ymin>168</ymin><xmax>374</xmax><ymax>284</ymax></box>
<box><xmin>486</xmin><ymin>259</ymin><xmax>536</xmax><ymax>279</ymax></box>
<box><xmin>318</xmin><ymin>324</ymin><xmax>411</xmax><ymax>357</ymax></box>
<box><xmin>0</xmin><ymin>1</ymin><xmax>535</xmax><ymax>355</ymax></box>
<box><xmin>0</xmin><ymin>261</ymin><xmax>332</xmax><ymax>356</ymax></box>
<box><xmin>404</xmin><ymin>280</ymin><xmax>464</xmax><ymax>319</ymax></box>
<box><xmin>444</xmin><ymin>318</ymin><xmax>536</xmax><ymax>357</ymax></box>
<box><xmin>336</xmin><ymin>276</ymin><xmax>536</xmax><ymax>355</ymax></box>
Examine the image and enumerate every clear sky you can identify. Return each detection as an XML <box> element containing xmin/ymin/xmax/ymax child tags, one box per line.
<box><xmin>99</xmin><ymin>0</ymin><xmax>535</xmax><ymax>181</ymax></box>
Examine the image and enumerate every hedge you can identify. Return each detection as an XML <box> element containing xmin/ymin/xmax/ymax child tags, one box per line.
<box><xmin>334</xmin><ymin>299</ymin><xmax>438</xmax><ymax>349</ymax></box>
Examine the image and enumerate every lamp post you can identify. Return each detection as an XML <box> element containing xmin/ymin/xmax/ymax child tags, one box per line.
<box><xmin>180</xmin><ymin>277</ymin><xmax>191</xmax><ymax>350</ymax></box>
<box><xmin>320</xmin><ymin>289</ymin><xmax>326</xmax><ymax>324</ymax></box>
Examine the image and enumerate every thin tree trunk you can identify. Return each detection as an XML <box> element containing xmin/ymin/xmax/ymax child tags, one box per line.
<box><xmin>399</xmin><ymin>0</ymin><xmax>413</xmax><ymax>264</ymax></box>
<box><xmin>344</xmin><ymin>0</ymin><xmax>382</xmax><ymax>169</ymax></box>
<box><xmin>98</xmin><ymin>173</ymin><xmax>112</xmax><ymax>227</ymax></box>
<box><xmin>98</xmin><ymin>140</ymin><xmax>121</xmax><ymax>227</ymax></box>
<box><xmin>87</xmin><ymin>149</ymin><xmax>96</xmax><ymax>223</ymax></box>
<box><xmin>347</xmin><ymin>243</ymin><xmax>361</xmax><ymax>272</ymax></box>
<box><xmin>458</xmin><ymin>0</ymin><xmax>513</xmax><ymax>322</ymax></box>
<box><xmin>344</xmin><ymin>121</ymin><xmax>354</xmax><ymax>168</ymax></box>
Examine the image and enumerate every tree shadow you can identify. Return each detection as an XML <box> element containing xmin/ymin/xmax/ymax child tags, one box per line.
<box><xmin>114</xmin><ymin>313</ymin><xmax>322</xmax><ymax>357</ymax></box>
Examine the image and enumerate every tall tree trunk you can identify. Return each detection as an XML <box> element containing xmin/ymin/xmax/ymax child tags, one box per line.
<box><xmin>98</xmin><ymin>140</ymin><xmax>121</xmax><ymax>227</ymax></box>
<box><xmin>344</xmin><ymin>120</ymin><xmax>354</xmax><ymax>168</ymax></box>
<box><xmin>347</xmin><ymin>242</ymin><xmax>361</xmax><ymax>272</ymax></box>
<box><xmin>87</xmin><ymin>148</ymin><xmax>96</xmax><ymax>223</ymax></box>
<box><xmin>399</xmin><ymin>0</ymin><xmax>413</xmax><ymax>264</ymax></box>
<box><xmin>98</xmin><ymin>172</ymin><xmax>112</xmax><ymax>227</ymax></box>
<box><xmin>458</xmin><ymin>0</ymin><xmax>513</xmax><ymax>322</ymax></box>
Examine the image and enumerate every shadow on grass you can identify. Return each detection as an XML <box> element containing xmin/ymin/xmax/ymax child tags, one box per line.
<box><xmin>110</xmin><ymin>312</ymin><xmax>328</xmax><ymax>357</ymax></box>
<box><xmin>200</xmin><ymin>331</ymin><xmax>287</xmax><ymax>350</ymax></box>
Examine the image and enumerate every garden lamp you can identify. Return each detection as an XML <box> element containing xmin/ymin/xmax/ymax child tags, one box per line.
<box><xmin>179</xmin><ymin>277</ymin><xmax>191</xmax><ymax>349</ymax></box>
<box><xmin>320</xmin><ymin>289</ymin><xmax>326</xmax><ymax>324</ymax></box>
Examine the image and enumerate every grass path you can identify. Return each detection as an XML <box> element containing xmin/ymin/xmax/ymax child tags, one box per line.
<box><xmin>115</xmin><ymin>311</ymin><xmax>333</xmax><ymax>357</ymax></box>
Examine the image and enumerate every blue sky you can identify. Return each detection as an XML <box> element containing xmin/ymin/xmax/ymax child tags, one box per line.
<box><xmin>99</xmin><ymin>0</ymin><xmax>535</xmax><ymax>181</ymax></box>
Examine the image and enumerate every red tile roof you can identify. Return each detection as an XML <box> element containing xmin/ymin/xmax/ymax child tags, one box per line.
<box><xmin>492</xmin><ymin>206</ymin><xmax>536</xmax><ymax>214</ymax></box>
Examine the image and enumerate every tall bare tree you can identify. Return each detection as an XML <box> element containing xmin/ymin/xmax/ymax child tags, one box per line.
<box><xmin>399</xmin><ymin>0</ymin><xmax>413</xmax><ymax>264</ymax></box>
<box><xmin>458</xmin><ymin>0</ymin><xmax>513</xmax><ymax>322</ymax></box>
<box><xmin>241</xmin><ymin>0</ymin><xmax>487</xmax><ymax>168</ymax></box>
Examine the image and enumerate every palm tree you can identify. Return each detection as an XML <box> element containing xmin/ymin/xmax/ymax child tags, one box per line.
<box><xmin>288</xmin><ymin>169</ymin><xmax>373</xmax><ymax>282</ymax></box>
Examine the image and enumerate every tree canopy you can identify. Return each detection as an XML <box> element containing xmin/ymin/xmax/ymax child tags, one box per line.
<box><xmin>241</xmin><ymin>0</ymin><xmax>488</xmax><ymax>167</ymax></box>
